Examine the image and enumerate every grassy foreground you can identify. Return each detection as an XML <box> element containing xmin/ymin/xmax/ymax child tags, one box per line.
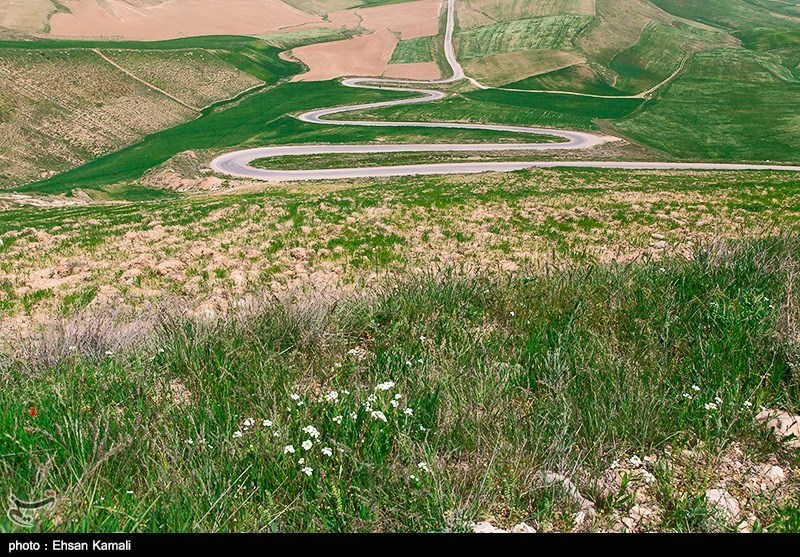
<box><xmin>1</xmin><ymin>236</ymin><xmax>799</xmax><ymax>532</ymax></box>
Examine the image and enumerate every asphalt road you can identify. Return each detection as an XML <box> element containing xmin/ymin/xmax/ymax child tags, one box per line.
<box><xmin>211</xmin><ymin>0</ymin><xmax>800</xmax><ymax>181</ymax></box>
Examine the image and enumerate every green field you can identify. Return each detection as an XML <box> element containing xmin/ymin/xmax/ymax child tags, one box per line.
<box><xmin>391</xmin><ymin>36</ymin><xmax>436</xmax><ymax>64</ymax></box>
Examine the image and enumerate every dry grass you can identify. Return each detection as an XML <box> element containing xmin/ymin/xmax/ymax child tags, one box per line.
<box><xmin>463</xmin><ymin>48</ymin><xmax>584</xmax><ymax>86</ymax></box>
<box><xmin>0</xmin><ymin>49</ymin><xmax>196</xmax><ymax>187</ymax></box>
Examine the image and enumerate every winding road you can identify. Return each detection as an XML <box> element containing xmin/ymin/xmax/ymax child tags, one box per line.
<box><xmin>211</xmin><ymin>0</ymin><xmax>800</xmax><ymax>181</ymax></box>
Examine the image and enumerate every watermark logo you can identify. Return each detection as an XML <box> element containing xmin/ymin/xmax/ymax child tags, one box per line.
<box><xmin>7</xmin><ymin>491</ymin><xmax>57</xmax><ymax>528</ymax></box>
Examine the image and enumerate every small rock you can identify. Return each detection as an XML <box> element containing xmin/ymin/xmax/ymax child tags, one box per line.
<box><xmin>510</xmin><ymin>522</ymin><xmax>537</xmax><ymax>533</ymax></box>
<box><xmin>706</xmin><ymin>489</ymin><xmax>741</xmax><ymax>521</ymax></box>
<box><xmin>651</xmin><ymin>233</ymin><xmax>665</xmax><ymax>240</ymax></box>
<box><xmin>756</xmin><ymin>409</ymin><xmax>800</xmax><ymax>449</ymax></box>
<box><xmin>651</xmin><ymin>240</ymin><xmax>667</xmax><ymax>249</ymax></box>
<box><xmin>473</xmin><ymin>521</ymin><xmax>507</xmax><ymax>533</ymax></box>
<box><xmin>759</xmin><ymin>465</ymin><xmax>786</xmax><ymax>490</ymax></box>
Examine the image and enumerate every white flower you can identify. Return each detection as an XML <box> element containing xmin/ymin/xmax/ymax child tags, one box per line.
<box><xmin>394</xmin><ymin>394</ymin><xmax>403</xmax><ymax>400</ymax></box>
<box><xmin>283</xmin><ymin>445</ymin><xmax>295</xmax><ymax>454</ymax></box>
<box><xmin>642</xmin><ymin>471</ymin><xmax>656</xmax><ymax>484</ymax></box>
<box><xmin>390</xmin><ymin>400</ymin><xmax>399</xmax><ymax>408</ymax></box>
<box><xmin>325</xmin><ymin>391</ymin><xmax>339</xmax><ymax>402</ymax></box>
<box><xmin>509</xmin><ymin>311</ymin><xmax>515</xmax><ymax>317</ymax></box>
<box><xmin>714</xmin><ymin>396</ymin><xmax>723</xmax><ymax>405</ymax></box>
<box><xmin>410</xmin><ymin>474</ymin><xmax>419</xmax><ymax>481</ymax></box>
<box><xmin>367</xmin><ymin>394</ymin><xmax>378</xmax><ymax>403</ymax></box>
<box><xmin>301</xmin><ymin>467</ymin><xmax>313</xmax><ymax>477</ymax></box>
<box><xmin>232</xmin><ymin>431</ymin><xmax>243</xmax><ymax>439</ymax></box>
<box><xmin>263</xmin><ymin>420</ymin><xmax>273</xmax><ymax>427</ymax></box>
<box><xmin>302</xmin><ymin>425</ymin><xmax>320</xmax><ymax>438</ymax></box>
<box><xmin>185</xmin><ymin>439</ymin><xmax>194</xmax><ymax>445</ymax></box>
<box><xmin>404</xmin><ymin>408</ymin><xmax>413</xmax><ymax>416</ymax></box>
<box><xmin>417</xmin><ymin>462</ymin><xmax>430</xmax><ymax>473</ymax></box>
<box><xmin>298</xmin><ymin>458</ymin><xmax>305</xmax><ymax>465</ymax></box>
<box><xmin>290</xmin><ymin>393</ymin><xmax>301</xmax><ymax>401</ymax></box>
<box><xmin>105</xmin><ymin>350</ymin><xmax>114</xmax><ymax>356</ymax></box>
<box><xmin>406</xmin><ymin>360</ymin><xmax>412</xmax><ymax>366</ymax></box>
<box><xmin>682</xmin><ymin>393</ymin><xmax>693</xmax><ymax>399</ymax></box>
<box><xmin>296</xmin><ymin>401</ymin><xmax>304</xmax><ymax>407</ymax></box>
<box><xmin>743</xmin><ymin>401</ymin><xmax>753</xmax><ymax>408</ymax></box>
<box><xmin>351</xmin><ymin>412</ymin><xmax>358</xmax><ymax>420</ymax></box>
<box><xmin>302</xmin><ymin>440</ymin><xmax>313</xmax><ymax>451</ymax></box>
<box><xmin>273</xmin><ymin>430</ymin><xmax>280</xmax><ymax>437</ymax></box>
<box><xmin>243</xmin><ymin>418</ymin><xmax>255</xmax><ymax>427</ymax></box>
<box><xmin>610</xmin><ymin>459</ymin><xmax>620</xmax><ymax>469</ymax></box>
<box><xmin>332</xmin><ymin>415</ymin><xmax>343</xmax><ymax>424</ymax></box>
<box><xmin>371</xmin><ymin>411</ymin><xmax>387</xmax><ymax>422</ymax></box>
<box><xmin>342</xmin><ymin>389</ymin><xmax>350</xmax><ymax>395</ymax></box>
<box><xmin>376</xmin><ymin>381</ymin><xmax>396</xmax><ymax>391</ymax></box>
<box><xmin>629</xmin><ymin>456</ymin><xmax>643</xmax><ymax>467</ymax></box>
<box><xmin>322</xmin><ymin>447</ymin><xmax>333</xmax><ymax>457</ymax></box>
<box><xmin>704</xmin><ymin>402</ymin><xmax>718</xmax><ymax>411</ymax></box>
<box><xmin>68</xmin><ymin>346</ymin><xmax>77</xmax><ymax>351</ymax></box>
<box><xmin>691</xmin><ymin>385</ymin><xmax>701</xmax><ymax>392</ymax></box>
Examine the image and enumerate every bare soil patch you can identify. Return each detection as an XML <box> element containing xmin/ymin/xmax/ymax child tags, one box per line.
<box><xmin>291</xmin><ymin>29</ymin><xmax>398</xmax><ymax>81</ymax></box>
<box><xmin>50</xmin><ymin>0</ymin><xmax>321</xmax><ymax>40</ymax></box>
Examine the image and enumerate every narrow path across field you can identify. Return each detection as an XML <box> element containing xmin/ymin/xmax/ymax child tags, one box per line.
<box><xmin>211</xmin><ymin>0</ymin><xmax>800</xmax><ymax>181</ymax></box>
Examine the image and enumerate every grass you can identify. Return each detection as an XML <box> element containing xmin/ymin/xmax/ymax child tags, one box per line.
<box><xmin>390</xmin><ymin>36</ymin><xmax>436</xmax><ymax>64</ymax></box>
<box><xmin>455</xmin><ymin>16</ymin><xmax>594</xmax><ymax>59</ymax></box>
<box><xmin>1</xmin><ymin>235</ymin><xmax>799</xmax><ymax>532</ymax></box>
<box><xmin>615</xmin><ymin>49</ymin><xmax>800</xmax><ymax>163</ymax></box>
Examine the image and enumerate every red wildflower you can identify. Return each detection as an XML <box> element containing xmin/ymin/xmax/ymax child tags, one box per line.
<box><xmin>28</xmin><ymin>407</ymin><xmax>37</xmax><ymax>418</ymax></box>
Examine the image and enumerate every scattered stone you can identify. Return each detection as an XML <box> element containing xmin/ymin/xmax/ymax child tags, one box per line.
<box><xmin>759</xmin><ymin>465</ymin><xmax>786</xmax><ymax>490</ymax></box>
<box><xmin>650</xmin><ymin>233</ymin><xmax>665</xmax><ymax>240</ymax></box>
<box><xmin>706</xmin><ymin>489</ymin><xmax>741</xmax><ymax>521</ymax></box>
<box><xmin>756</xmin><ymin>409</ymin><xmax>800</xmax><ymax>449</ymax></box>
<box><xmin>510</xmin><ymin>522</ymin><xmax>537</xmax><ymax>533</ymax></box>
<box><xmin>473</xmin><ymin>521</ymin><xmax>507</xmax><ymax>534</ymax></box>
<box><xmin>650</xmin><ymin>240</ymin><xmax>667</xmax><ymax>249</ymax></box>
<box><xmin>543</xmin><ymin>472</ymin><xmax>595</xmax><ymax>513</ymax></box>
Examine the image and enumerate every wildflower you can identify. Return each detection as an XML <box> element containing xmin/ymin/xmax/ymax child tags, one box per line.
<box><xmin>410</xmin><ymin>474</ymin><xmax>419</xmax><ymax>481</ymax></box>
<box><xmin>420</xmin><ymin>335</ymin><xmax>427</xmax><ymax>342</ymax></box>
<box><xmin>629</xmin><ymin>456</ymin><xmax>643</xmax><ymax>467</ymax></box>
<box><xmin>325</xmin><ymin>391</ymin><xmax>339</xmax><ymax>402</ymax></box>
<box><xmin>283</xmin><ymin>445</ymin><xmax>295</xmax><ymax>454</ymax></box>
<box><xmin>371</xmin><ymin>411</ymin><xmax>387</xmax><ymax>422</ymax></box>
<box><xmin>68</xmin><ymin>346</ymin><xmax>77</xmax><ymax>351</ymax></box>
<box><xmin>406</xmin><ymin>360</ymin><xmax>413</xmax><ymax>366</ymax></box>
<box><xmin>243</xmin><ymin>418</ymin><xmax>255</xmax><ymax>428</ymax></box>
<box><xmin>332</xmin><ymin>415</ymin><xmax>343</xmax><ymax>424</ymax></box>
<box><xmin>342</xmin><ymin>388</ymin><xmax>350</xmax><ymax>395</ymax></box>
<box><xmin>417</xmin><ymin>462</ymin><xmax>431</xmax><ymax>473</ymax></box>
<box><xmin>682</xmin><ymin>393</ymin><xmax>693</xmax><ymax>399</ymax></box>
<box><xmin>302</xmin><ymin>425</ymin><xmax>320</xmax><ymax>438</ymax></box>
<box><xmin>714</xmin><ymin>396</ymin><xmax>723</xmax><ymax>405</ymax></box>
<box><xmin>28</xmin><ymin>407</ymin><xmax>36</xmax><ymax>419</ymax></box>
<box><xmin>704</xmin><ymin>402</ymin><xmax>718</xmax><ymax>411</ymax></box>
<box><xmin>290</xmin><ymin>393</ymin><xmax>301</xmax><ymax>401</ymax></box>
<box><xmin>263</xmin><ymin>420</ymin><xmax>273</xmax><ymax>427</ymax></box>
<box><xmin>395</xmin><ymin>394</ymin><xmax>403</xmax><ymax>400</ymax></box>
<box><xmin>390</xmin><ymin>400</ymin><xmax>399</xmax><ymax>408</ymax></box>
<box><xmin>610</xmin><ymin>460</ymin><xmax>620</xmax><ymax>469</ymax></box>
<box><xmin>509</xmin><ymin>311</ymin><xmax>515</xmax><ymax>317</ymax></box>
<box><xmin>419</xmin><ymin>425</ymin><xmax>428</xmax><ymax>432</ymax></box>
<box><xmin>273</xmin><ymin>430</ymin><xmax>280</xmax><ymax>438</ymax></box>
<box><xmin>322</xmin><ymin>447</ymin><xmax>333</xmax><ymax>457</ymax></box>
<box><xmin>105</xmin><ymin>350</ymin><xmax>114</xmax><ymax>356</ymax></box>
<box><xmin>376</xmin><ymin>381</ymin><xmax>396</xmax><ymax>391</ymax></box>
<box><xmin>743</xmin><ymin>401</ymin><xmax>753</xmax><ymax>408</ymax></box>
<box><xmin>126</xmin><ymin>490</ymin><xmax>134</xmax><ymax>495</ymax></box>
<box><xmin>642</xmin><ymin>471</ymin><xmax>656</xmax><ymax>484</ymax></box>
<box><xmin>691</xmin><ymin>385</ymin><xmax>701</xmax><ymax>392</ymax></box>
<box><xmin>301</xmin><ymin>467</ymin><xmax>313</xmax><ymax>477</ymax></box>
<box><xmin>185</xmin><ymin>439</ymin><xmax>194</xmax><ymax>445</ymax></box>
<box><xmin>367</xmin><ymin>394</ymin><xmax>378</xmax><ymax>403</ymax></box>
<box><xmin>298</xmin><ymin>458</ymin><xmax>305</xmax><ymax>465</ymax></box>
<box><xmin>302</xmin><ymin>440</ymin><xmax>313</xmax><ymax>451</ymax></box>
<box><xmin>232</xmin><ymin>431</ymin><xmax>243</xmax><ymax>439</ymax></box>
<box><xmin>350</xmin><ymin>412</ymin><xmax>358</xmax><ymax>420</ymax></box>
<box><xmin>296</xmin><ymin>401</ymin><xmax>304</xmax><ymax>407</ymax></box>
<box><xmin>404</xmin><ymin>408</ymin><xmax>413</xmax><ymax>416</ymax></box>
